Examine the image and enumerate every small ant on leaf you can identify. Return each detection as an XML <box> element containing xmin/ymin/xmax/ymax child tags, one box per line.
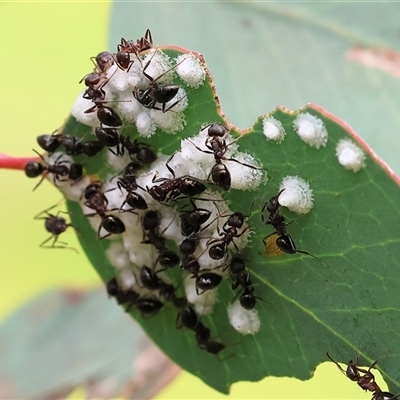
<box><xmin>34</xmin><ymin>203</ymin><xmax>77</xmax><ymax>253</ymax></box>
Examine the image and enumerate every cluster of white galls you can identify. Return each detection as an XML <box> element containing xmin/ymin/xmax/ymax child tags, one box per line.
<box><xmin>68</xmin><ymin>49</ymin><xmax>267</xmax><ymax>335</ymax></box>
<box><xmin>72</xmin><ymin>50</ymin><xmax>205</xmax><ymax>137</ymax></box>
<box><xmin>60</xmin><ymin>47</ymin><xmax>367</xmax><ymax>338</ymax></box>
<box><xmin>262</xmin><ymin>112</ymin><xmax>367</xmax><ymax>174</ymax></box>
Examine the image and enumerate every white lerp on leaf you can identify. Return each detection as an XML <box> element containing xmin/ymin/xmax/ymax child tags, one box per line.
<box><xmin>262</xmin><ymin>116</ymin><xmax>286</xmax><ymax>143</ymax></box>
<box><xmin>293</xmin><ymin>112</ymin><xmax>328</xmax><ymax>149</ymax></box>
<box><xmin>227</xmin><ymin>301</ymin><xmax>260</xmax><ymax>335</ymax></box>
<box><xmin>175</xmin><ymin>53</ymin><xmax>206</xmax><ymax>88</ymax></box>
<box><xmin>336</xmin><ymin>138</ymin><xmax>366</xmax><ymax>172</ymax></box>
<box><xmin>278</xmin><ymin>175</ymin><xmax>314</xmax><ymax>214</ymax></box>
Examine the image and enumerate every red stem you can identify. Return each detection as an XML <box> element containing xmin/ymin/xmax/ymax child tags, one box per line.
<box><xmin>0</xmin><ymin>153</ymin><xmax>39</xmax><ymax>171</ymax></box>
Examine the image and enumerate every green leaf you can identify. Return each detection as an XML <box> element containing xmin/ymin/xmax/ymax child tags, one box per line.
<box><xmin>109</xmin><ymin>2</ymin><xmax>400</xmax><ymax>177</ymax></box>
<box><xmin>54</xmin><ymin>43</ymin><xmax>400</xmax><ymax>395</ymax></box>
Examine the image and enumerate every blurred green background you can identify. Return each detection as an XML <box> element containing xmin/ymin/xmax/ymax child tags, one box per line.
<box><xmin>0</xmin><ymin>2</ymin><xmax>392</xmax><ymax>399</ymax></box>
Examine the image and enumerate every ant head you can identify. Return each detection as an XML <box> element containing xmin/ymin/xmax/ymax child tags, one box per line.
<box><xmin>229</xmin><ymin>257</ymin><xmax>246</xmax><ymax>275</ymax></box>
<box><xmin>206</xmin><ymin>123</ymin><xmax>229</xmax><ymax>137</ymax></box>
<box><xmin>159</xmin><ymin>250</ymin><xmax>180</xmax><ymax>269</ymax></box>
<box><xmin>124</xmin><ymin>161</ymin><xmax>141</xmax><ymax>176</ymax></box>
<box><xmin>148</xmin><ymin>185</ymin><xmax>166</xmax><ymax>202</ymax></box>
<box><xmin>266</xmin><ymin>188</ymin><xmax>286</xmax><ymax>213</ymax></box>
<box><xmin>93</xmin><ymin>51</ymin><xmax>114</xmax><ymax>72</ymax></box>
<box><xmin>142</xmin><ymin>210</ymin><xmax>160</xmax><ymax>230</ymax></box>
<box><xmin>24</xmin><ymin>161</ymin><xmax>44</xmax><ymax>178</ymax></box>
<box><xmin>44</xmin><ymin>215</ymin><xmax>67</xmax><ymax>235</ymax></box>
<box><xmin>83</xmin><ymin>181</ymin><xmax>103</xmax><ymax>200</ymax></box>
<box><xmin>84</xmin><ymin>72</ymin><xmax>102</xmax><ymax>87</ymax></box>
<box><xmin>69</xmin><ymin>164</ymin><xmax>83</xmax><ymax>180</ymax></box>
<box><xmin>227</xmin><ymin>212</ymin><xmax>244</xmax><ymax>228</ymax></box>
<box><xmin>136</xmin><ymin>145</ymin><xmax>157</xmax><ymax>164</ymax></box>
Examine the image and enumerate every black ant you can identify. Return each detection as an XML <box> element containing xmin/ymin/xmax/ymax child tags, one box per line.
<box><xmin>94</xmin><ymin>127</ymin><xmax>157</xmax><ymax>164</ymax></box>
<box><xmin>118</xmin><ymin>29</ymin><xmax>153</xmax><ymax>56</ymax></box>
<box><xmin>178</xmin><ymin>234</ymin><xmax>223</xmax><ymax>294</ymax></box>
<box><xmin>176</xmin><ymin>301</ymin><xmax>199</xmax><ymax>330</ymax></box>
<box><xmin>85</xmin><ymin>101</ymin><xmax>123</xmax><ymax>128</ymax></box>
<box><xmin>135</xmin><ymin>297</ymin><xmax>164</xmax><ymax>317</ymax></box>
<box><xmin>179</xmin><ymin>199</ymin><xmax>212</xmax><ymax>237</ymax></box>
<box><xmin>116</xmin><ymin>162</ymin><xmax>148</xmax><ymax>212</ymax></box>
<box><xmin>139</xmin><ymin>265</ymin><xmax>182</xmax><ymax>305</ymax></box>
<box><xmin>221</xmin><ymin>256</ymin><xmax>264</xmax><ymax>310</ymax></box>
<box><xmin>141</xmin><ymin>210</ymin><xmax>180</xmax><ymax>269</ymax></box>
<box><xmin>147</xmin><ymin>154</ymin><xmax>206</xmax><ymax>203</ymax></box>
<box><xmin>115</xmin><ymin>30</ymin><xmax>153</xmax><ymax>71</ymax></box>
<box><xmin>34</xmin><ymin>204</ymin><xmax>77</xmax><ymax>253</ymax></box>
<box><xmin>83</xmin><ymin>181</ymin><xmax>126</xmax><ymax>239</ymax></box>
<box><xmin>37</xmin><ymin>132</ymin><xmax>104</xmax><ymax>157</ymax></box>
<box><xmin>189</xmin><ymin>122</ymin><xmax>263</xmax><ymax>190</ymax></box>
<box><xmin>133</xmin><ymin>51</ymin><xmax>188</xmax><ymax>113</ymax></box>
<box><xmin>262</xmin><ymin>190</ymin><xmax>319</xmax><ymax>260</ymax></box>
<box><xmin>229</xmin><ymin>260</ymin><xmax>262</xmax><ymax>310</ymax></box>
<box><xmin>107</xmin><ymin>277</ymin><xmax>163</xmax><ymax>317</ymax></box>
<box><xmin>24</xmin><ymin>150</ymin><xmax>83</xmax><ymax>191</ymax></box>
<box><xmin>119</xmin><ymin>135</ymin><xmax>157</xmax><ymax>164</ymax></box>
<box><xmin>195</xmin><ymin>272</ymin><xmax>223</xmax><ymax>295</ymax></box>
<box><xmin>107</xmin><ymin>277</ymin><xmax>141</xmax><ymax>310</ymax></box>
<box><xmin>326</xmin><ymin>351</ymin><xmax>397</xmax><ymax>400</ymax></box>
<box><xmin>90</xmin><ymin>51</ymin><xmax>114</xmax><ymax>73</ymax></box>
<box><xmin>94</xmin><ymin>127</ymin><xmax>123</xmax><ymax>156</ymax></box>
<box><xmin>194</xmin><ymin>321</ymin><xmax>225</xmax><ymax>355</ymax></box>
<box><xmin>207</xmin><ymin>211</ymin><xmax>248</xmax><ymax>260</ymax></box>
<box><xmin>80</xmin><ymin>70</ymin><xmax>110</xmax><ymax>103</ymax></box>
<box><xmin>179</xmin><ymin>236</ymin><xmax>202</xmax><ymax>276</ymax></box>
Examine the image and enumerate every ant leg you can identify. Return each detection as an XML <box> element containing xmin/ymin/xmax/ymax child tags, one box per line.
<box><xmin>326</xmin><ymin>353</ymin><xmax>349</xmax><ymax>377</ymax></box>
<box><xmin>295</xmin><ymin>249</ymin><xmax>321</xmax><ymax>262</ymax></box>
<box><xmin>39</xmin><ymin>234</ymin><xmax>78</xmax><ymax>253</ymax></box>
<box><xmin>144</xmin><ymin>29</ymin><xmax>153</xmax><ymax>46</ymax></box>
<box><xmin>165</xmin><ymin>152</ymin><xmax>177</xmax><ymax>178</ymax></box>
<box><xmin>32</xmin><ymin>174</ymin><xmax>47</xmax><ymax>191</ymax></box>
<box><xmin>39</xmin><ymin>235</ymin><xmax>55</xmax><ymax>248</ymax></box>
<box><xmin>141</xmin><ymin>48</ymin><xmax>158</xmax><ymax>82</ymax></box>
<box><xmin>368</xmin><ymin>349</ymin><xmax>391</xmax><ymax>371</ymax></box>
<box><xmin>188</xmin><ymin>139</ymin><xmax>214</xmax><ymax>156</ymax></box>
<box><xmin>151</xmin><ymin>57</ymin><xmax>187</xmax><ymax>85</ymax></box>
<box><xmin>34</xmin><ymin>200</ymin><xmax>65</xmax><ymax>219</ymax></box>
<box><xmin>223</xmin><ymin>156</ymin><xmax>263</xmax><ymax>171</ymax></box>
<box><xmin>236</xmin><ymin>227</ymin><xmax>249</xmax><ymax>239</ymax></box>
<box><xmin>84</xmin><ymin>104</ymin><xmax>97</xmax><ymax>114</ymax></box>
<box><xmin>262</xmin><ymin>231</ymin><xmax>278</xmax><ymax>245</ymax></box>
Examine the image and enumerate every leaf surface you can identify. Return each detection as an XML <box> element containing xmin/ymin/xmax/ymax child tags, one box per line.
<box><xmin>56</xmin><ymin>45</ymin><xmax>400</xmax><ymax>394</ymax></box>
